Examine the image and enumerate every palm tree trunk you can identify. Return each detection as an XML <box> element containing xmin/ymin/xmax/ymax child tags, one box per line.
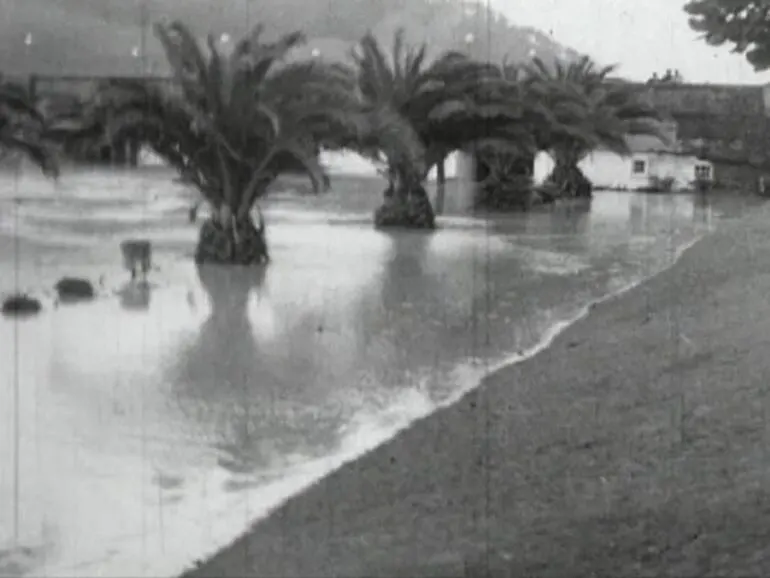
<box><xmin>374</xmin><ymin>178</ymin><xmax>436</xmax><ymax>230</ymax></box>
<box><xmin>547</xmin><ymin>158</ymin><xmax>593</xmax><ymax>199</ymax></box>
<box><xmin>194</xmin><ymin>206</ymin><xmax>269</xmax><ymax>265</ymax></box>
<box><xmin>434</xmin><ymin>158</ymin><xmax>446</xmax><ymax>215</ymax></box>
<box><xmin>128</xmin><ymin>139</ymin><xmax>140</xmax><ymax>168</ymax></box>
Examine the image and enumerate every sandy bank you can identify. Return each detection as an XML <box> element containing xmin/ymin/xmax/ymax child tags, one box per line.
<box><xmin>183</xmin><ymin>208</ymin><xmax>770</xmax><ymax>577</ymax></box>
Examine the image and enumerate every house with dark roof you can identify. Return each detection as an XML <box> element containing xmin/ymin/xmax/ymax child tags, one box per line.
<box><xmin>638</xmin><ymin>82</ymin><xmax>770</xmax><ymax>190</ymax></box>
<box><xmin>526</xmin><ymin>81</ymin><xmax>770</xmax><ymax>194</ymax></box>
<box><xmin>532</xmin><ymin>119</ymin><xmax>714</xmax><ymax>192</ymax></box>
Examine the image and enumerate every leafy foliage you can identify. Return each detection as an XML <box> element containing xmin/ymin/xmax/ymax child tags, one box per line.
<box><xmin>526</xmin><ymin>56</ymin><xmax>664</xmax><ymax>160</ymax></box>
<box><xmin>522</xmin><ymin>55</ymin><xmax>664</xmax><ymax>196</ymax></box>
<box><xmin>350</xmin><ymin>29</ymin><xmax>525</xmax><ymax>188</ymax></box>
<box><xmin>474</xmin><ymin>149</ymin><xmax>537</xmax><ymax>210</ymax></box>
<box><xmin>684</xmin><ymin>0</ymin><xmax>770</xmax><ymax>70</ymax></box>
<box><xmin>0</xmin><ymin>76</ymin><xmax>59</xmax><ymax>177</ymax></box>
<box><xmin>57</xmin><ymin>21</ymin><xmax>364</xmax><ymax>220</ymax></box>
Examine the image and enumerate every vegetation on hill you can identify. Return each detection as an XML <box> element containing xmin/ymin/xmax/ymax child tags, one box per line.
<box><xmin>3</xmin><ymin>0</ymin><xmax>579</xmax><ymax>76</ymax></box>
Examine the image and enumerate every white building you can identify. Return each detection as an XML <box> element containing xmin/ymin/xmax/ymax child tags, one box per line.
<box><xmin>138</xmin><ymin>146</ymin><xmax>465</xmax><ymax>182</ymax></box>
<box><xmin>319</xmin><ymin>149</ymin><xmax>462</xmax><ymax>181</ymax></box>
<box><xmin>533</xmin><ymin>126</ymin><xmax>714</xmax><ymax>192</ymax></box>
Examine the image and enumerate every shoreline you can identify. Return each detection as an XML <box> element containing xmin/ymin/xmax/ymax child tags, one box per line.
<box><xmin>184</xmin><ymin>209</ymin><xmax>770</xmax><ymax>577</ymax></box>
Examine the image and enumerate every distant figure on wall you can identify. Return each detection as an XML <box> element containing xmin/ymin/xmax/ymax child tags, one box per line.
<box><xmin>647</xmin><ymin>69</ymin><xmax>683</xmax><ymax>85</ymax></box>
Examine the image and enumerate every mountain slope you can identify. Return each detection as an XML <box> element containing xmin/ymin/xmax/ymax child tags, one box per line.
<box><xmin>1</xmin><ymin>0</ymin><xmax>581</xmax><ymax>77</ymax></box>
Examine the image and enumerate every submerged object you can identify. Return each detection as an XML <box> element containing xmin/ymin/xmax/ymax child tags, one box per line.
<box><xmin>1</xmin><ymin>293</ymin><xmax>42</xmax><ymax>316</ymax></box>
<box><xmin>54</xmin><ymin>277</ymin><xmax>96</xmax><ymax>303</ymax></box>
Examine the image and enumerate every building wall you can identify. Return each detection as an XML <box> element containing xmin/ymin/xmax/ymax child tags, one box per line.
<box><xmin>450</xmin><ymin>149</ymin><xmax>477</xmax><ymax>212</ymax></box>
<box><xmin>533</xmin><ymin>150</ymin><xmax>713</xmax><ymax>191</ymax></box>
<box><xmin>319</xmin><ymin>149</ymin><xmax>380</xmax><ymax>177</ymax></box>
<box><xmin>643</xmin><ymin>153</ymin><xmax>712</xmax><ymax>190</ymax></box>
<box><xmin>318</xmin><ymin>149</ymin><xmax>461</xmax><ymax>180</ymax></box>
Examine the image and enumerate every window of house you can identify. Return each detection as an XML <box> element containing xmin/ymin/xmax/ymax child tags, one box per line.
<box><xmin>632</xmin><ymin>159</ymin><xmax>647</xmax><ymax>174</ymax></box>
<box><xmin>695</xmin><ymin>164</ymin><xmax>712</xmax><ymax>180</ymax></box>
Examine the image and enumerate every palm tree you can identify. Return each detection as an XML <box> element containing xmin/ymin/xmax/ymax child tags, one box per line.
<box><xmin>468</xmin><ymin>59</ymin><xmax>560</xmax><ymax>210</ymax></box>
<box><xmin>0</xmin><ymin>76</ymin><xmax>59</xmax><ymax>178</ymax></box>
<box><xmin>350</xmin><ymin>29</ymin><xmax>516</xmax><ymax>228</ymax></box>
<box><xmin>57</xmin><ymin>21</ymin><xmax>364</xmax><ymax>265</ymax></box>
<box><xmin>526</xmin><ymin>55</ymin><xmax>665</xmax><ymax>199</ymax></box>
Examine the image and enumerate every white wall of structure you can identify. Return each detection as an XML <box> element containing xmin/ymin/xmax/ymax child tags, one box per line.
<box><xmin>139</xmin><ymin>146</ymin><xmax>469</xmax><ymax>182</ymax></box>
<box><xmin>320</xmin><ymin>149</ymin><xmax>462</xmax><ymax>180</ymax></box>
<box><xmin>533</xmin><ymin>150</ymin><xmax>714</xmax><ymax>191</ymax></box>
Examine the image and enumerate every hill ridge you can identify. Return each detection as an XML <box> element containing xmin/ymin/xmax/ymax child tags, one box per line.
<box><xmin>0</xmin><ymin>0</ymin><xmax>581</xmax><ymax>76</ymax></box>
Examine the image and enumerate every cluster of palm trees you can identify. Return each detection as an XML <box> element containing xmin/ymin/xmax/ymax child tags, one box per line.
<box><xmin>1</xmin><ymin>20</ymin><xmax>664</xmax><ymax>266</ymax></box>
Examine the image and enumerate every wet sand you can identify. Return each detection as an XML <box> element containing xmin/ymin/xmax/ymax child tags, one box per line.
<box><xmin>184</xmin><ymin>207</ymin><xmax>770</xmax><ymax>577</ymax></box>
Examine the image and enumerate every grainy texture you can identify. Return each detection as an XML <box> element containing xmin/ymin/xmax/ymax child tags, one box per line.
<box><xmin>185</xmin><ymin>209</ymin><xmax>770</xmax><ymax>578</ymax></box>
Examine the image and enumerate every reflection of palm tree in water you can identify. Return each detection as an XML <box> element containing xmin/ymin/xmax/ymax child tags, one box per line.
<box><xmin>378</xmin><ymin>230</ymin><xmax>433</xmax><ymax>310</ymax></box>
<box><xmin>118</xmin><ymin>280</ymin><xmax>151</xmax><ymax>311</ymax></box>
<box><xmin>548</xmin><ymin>200</ymin><xmax>592</xmax><ymax>249</ymax></box>
<box><xmin>692</xmin><ymin>191</ymin><xmax>711</xmax><ymax>225</ymax></box>
<box><xmin>350</xmin><ymin>230</ymin><xmax>439</xmax><ymax>390</ymax></box>
<box><xmin>169</xmin><ymin>265</ymin><xmax>268</xmax><ymax>477</ymax></box>
<box><xmin>371</xmin><ymin>229</ymin><xmax>484</xmax><ymax>392</ymax></box>
<box><xmin>629</xmin><ymin>196</ymin><xmax>645</xmax><ymax>236</ymax></box>
<box><xmin>168</xmin><ymin>265</ymin><xmax>340</xmax><ymax>478</ymax></box>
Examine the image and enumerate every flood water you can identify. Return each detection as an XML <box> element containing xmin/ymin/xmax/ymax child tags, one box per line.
<box><xmin>0</xmin><ymin>168</ymin><xmax>757</xmax><ymax>576</ymax></box>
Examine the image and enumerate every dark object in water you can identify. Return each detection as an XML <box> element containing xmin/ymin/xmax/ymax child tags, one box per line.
<box><xmin>2</xmin><ymin>294</ymin><xmax>42</xmax><ymax>316</ymax></box>
<box><xmin>54</xmin><ymin>277</ymin><xmax>95</xmax><ymax>302</ymax></box>
<box><xmin>533</xmin><ymin>183</ymin><xmax>560</xmax><ymax>204</ymax></box>
<box><xmin>374</xmin><ymin>184</ymin><xmax>436</xmax><ymax>229</ymax></box>
<box><xmin>119</xmin><ymin>280</ymin><xmax>151</xmax><ymax>311</ymax></box>
<box><xmin>120</xmin><ymin>239</ymin><xmax>152</xmax><ymax>281</ymax></box>
<box><xmin>188</xmin><ymin>203</ymin><xmax>200</xmax><ymax>223</ymax></box>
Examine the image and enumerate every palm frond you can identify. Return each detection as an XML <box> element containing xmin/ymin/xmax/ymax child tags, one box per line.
<box><xmin>358</xmin><ymin>106</ymin><xmax>425</xmax><ymax>179</ymax></box>
<box><xmin>0</xmin><ymin>83</ymin><xmax>45</xmax><ymax>124</ymax></box>
<box><xmin>0</xmin><ymin>76</ymin><xmax>59</xmax><ymax>177</ymax></box>
<box><xmin>153</xmin><ymin>21</ymin><xmax>209</xmax><ymax>108</ymax></box>
<box><xmin>0</xmin><ymin>134</ymin><xmax>59</xmax><ymax>177</ymax></box>
<box><xmin>392</xmin><ymin>28</ymin><xmax>406</xmax><ymax>87</ymax></box>
<box><xmin>354</xmin><ymin>32</ymin><xmax>396</xmax><ymax>104</ymax></box>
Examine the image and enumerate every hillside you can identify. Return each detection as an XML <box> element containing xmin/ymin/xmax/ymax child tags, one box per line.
<box><xmin>0</xmin><ymin>0</ymin><xmax>581</xmax><ymax>76</ymax></box>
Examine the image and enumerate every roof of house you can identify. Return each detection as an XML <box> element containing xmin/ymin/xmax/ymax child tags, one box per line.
<box><xmin>626</xmin><ymin>133</ymin><xmax>677</xmax><ymax>154</ymax></box>
<box><xmin>624</xmin><ymin>118</ymin><xmax>681</xmax><ymax>154</ymax></box>
<box><xmin>621</xmin><ymin>81</ymin><xmax>770</xmax><ymax>166</ymax></box>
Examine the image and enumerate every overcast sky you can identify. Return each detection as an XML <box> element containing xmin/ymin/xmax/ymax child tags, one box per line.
<box><xmin>493</xmin><ymin>0</ymin><xmax>766</xmax><ymax>84</ymax></box>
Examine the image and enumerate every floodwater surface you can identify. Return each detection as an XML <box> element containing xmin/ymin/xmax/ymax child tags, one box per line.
<box><xmin>0</xmin><ymin>168</ymin><xmax>756</xmax><ymax>576</ymax></box>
